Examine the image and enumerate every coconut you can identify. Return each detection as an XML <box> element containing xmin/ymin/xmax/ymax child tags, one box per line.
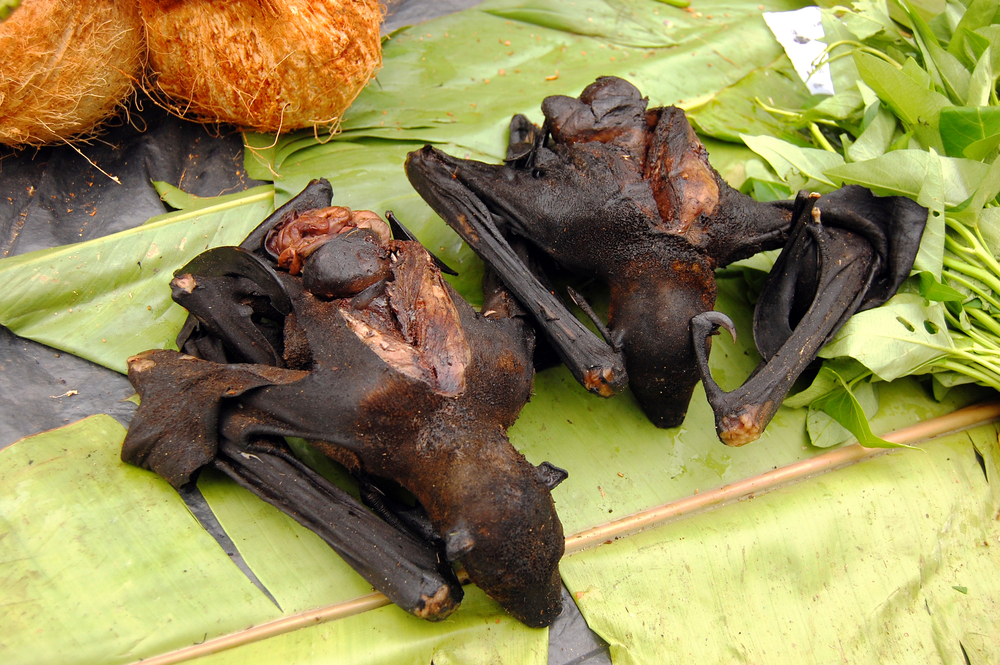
<box><xmin>0</xmin><ymin>0</ymin><xmax>145</xmax><ymax>146</ymax></box>
<box><xmin>139</xmin><ymin>0</ymin><xmax>383</xmax><ymax>133</ymax></box>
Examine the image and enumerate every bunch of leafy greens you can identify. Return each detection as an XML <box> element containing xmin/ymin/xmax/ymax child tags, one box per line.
<box><xmin>687</xmin><ymin>0</ymin><xmax>1000</xmax><ymax>449</ymax></box>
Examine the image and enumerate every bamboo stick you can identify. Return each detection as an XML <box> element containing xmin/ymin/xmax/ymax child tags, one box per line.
<box><xmin>564</xmin><ymin>400</ymin><xmax>1000</xmax><ymax>554</ymax></box>
<box><xmin>135</xmin><ymin>593</ymin><xmax>391</xmax><ymax>665</ymax></box>
<box><xmin>133</xmin><ymin>401</ymin><xmax>1000</xmax><ymax>665</ymax></box>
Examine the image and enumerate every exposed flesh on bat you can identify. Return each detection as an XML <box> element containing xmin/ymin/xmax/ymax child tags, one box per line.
<box><xmin>122</xmin><ymin>179</ymin><xmax>567</xmax><ymax>627</ymax></box>
<box><xmin>404</xmin><ymin>76</ymin><xmax>926</xmax><ymax>445</ymax></box>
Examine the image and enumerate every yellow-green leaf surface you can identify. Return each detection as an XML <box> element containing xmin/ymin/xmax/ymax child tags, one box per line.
<box><xmin>186</xmin><ymin>586</ymin><xmax>546</xmax><ymax>665</ymax></box>
<box><xmin>0</xmin><ymin>189</ymin><xmax>275</xmax><ymax>373</ymax></box>
<box><xmin>0</xmin><ymin>418</ymin><xmax>546</xmax><ymax>665</ymax></box>
<box><xmin>0</xmin><ymin>417</ymin><xmax>283</xmax><ymax>664</ymax></box>
<box><xmin>560</xmin><ymin>424</ymin><xmax>1000</xmax><ymax>665</ymax></box>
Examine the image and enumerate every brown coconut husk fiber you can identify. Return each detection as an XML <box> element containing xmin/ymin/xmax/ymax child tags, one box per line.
<box><xmin>140</xmin><ymin>0</ymin><xmax>383</xmax><ymax>134</ymax></box>
<box><xmin>0</xmin><ymin>0</ymin><xmax>145</xmax><ymax>146</ymax></box>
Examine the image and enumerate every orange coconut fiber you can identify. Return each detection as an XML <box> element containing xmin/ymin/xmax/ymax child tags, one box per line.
<box><xmin>0</xmin><ymin>0</ymin><xmax>145</xmax><ymax>146</ymax></box>
<box><xmin>140</xmin><ymin>0</ymin><xmax>383</xmax><ymax>134</ymax></box>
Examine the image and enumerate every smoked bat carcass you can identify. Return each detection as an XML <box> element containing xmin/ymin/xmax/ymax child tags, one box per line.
<box><xmin>405</xmin><ymin>76</ymin><xmax>926</xmax><ymax>445</ymax></box>
<box><xmin>121</xmin><ymin>179</ymin><xmax>568</xmax><ymax>627</ymax></box>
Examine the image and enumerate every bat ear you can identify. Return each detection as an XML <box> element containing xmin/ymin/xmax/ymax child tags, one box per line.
<box><xmin>444</xmin><ymin>526</ymin><xmax>475</xmax><ymax>561</ymax></box>
<box><xmin>535</xmin><ymin>461</ymin><xmax>568</xmax><ymax>490</ymax></box>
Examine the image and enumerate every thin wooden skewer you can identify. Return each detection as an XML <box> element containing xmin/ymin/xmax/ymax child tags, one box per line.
<box><xmin>136</xmin><ymin>593</ymin><xmax>392</xmax><ymax>665</ymax></box>
<box><xmin>134</xmin><ymin>401</ymin><xmax>1000</xmax><ymax>665</ymax></box>
<box><xmin>565</xmin><ymin>400</ymin><xmax>1000</xmax><ymax>553</ymax></box>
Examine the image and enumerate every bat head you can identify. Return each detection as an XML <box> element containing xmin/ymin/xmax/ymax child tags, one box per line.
<box><xmin>430</xmin><ymin>436</ymin><xmax>567</xmax><ymax>628</ymax></box>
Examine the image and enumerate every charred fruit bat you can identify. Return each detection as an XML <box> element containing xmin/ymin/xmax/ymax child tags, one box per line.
<box><xmin>121</xmin><ymin>179</ymin><xmax>568</xmax><ymax>627</ymax></box>
<box><xmin>405</xmin><ymin>76</ymin><xmax>925</xmax><ymax>444</ymax></box>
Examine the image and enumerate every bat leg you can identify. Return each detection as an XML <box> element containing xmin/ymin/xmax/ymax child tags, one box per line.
<box><xmin>176</xmin><ymin>180</ymin><xmax>331</xmax><ymax>359</ymax></box>
<box><xmin>171</xmin><ymin>247</ymin><xmax>291</xmax><ymax>366</ymax></box>
<box><xmin>215</xmin><ymin>437</ymin><xmax>464</xmax><ymax>620</ymax></box>
<box><xmin>405</xmin><ymin>146</ymin><xmax>627</xmax><ymax>397</ymax></box>
<box><xmin>692</xmin><ymin>220</ymin><xmax>878</xmax><ymax>446</ymax></box>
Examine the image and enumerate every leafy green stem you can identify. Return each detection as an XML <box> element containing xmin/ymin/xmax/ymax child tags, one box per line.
<box><xmin>942</xmin><ymin>260</ymin><xmax>1000</xmax><ymax>307</ymax></box>
<box><xmin>809</xmin><ymin>123</ymin><xmax>836</xmax><ymax>152</ymax></box>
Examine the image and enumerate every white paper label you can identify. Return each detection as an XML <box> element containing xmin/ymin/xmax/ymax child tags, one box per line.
<box><xmin>763</xmin><ymin>7</ymin><xmax>835</xmax><ymax>96</ymax></box>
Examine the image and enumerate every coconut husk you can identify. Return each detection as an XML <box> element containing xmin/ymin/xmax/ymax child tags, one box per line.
<box><xmin>140</xmin><ymin>0</ymin><xmax>383</xmax><ymax>134</ymax></box>
<box><xmin>0</xmin><ymin>0</ymin><xmax>145</xmax><ymax>146</ymax></box>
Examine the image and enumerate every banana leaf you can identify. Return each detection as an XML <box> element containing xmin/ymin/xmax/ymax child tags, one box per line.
<box><xmin>0</xmin><ymin>416</ymin><xmax>548</xmax><ymax>665</ymax></box>
<box><xmin>559</xmin><ymin>423</ymin><xmax>1000</xmax><ymax>665</ymax></box>
<box><xmin>1</xmin><ymin>1</ymin><xmax>997</xmax><ymax>664</ymax></box>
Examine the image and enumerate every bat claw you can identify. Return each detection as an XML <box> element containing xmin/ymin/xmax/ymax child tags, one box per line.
<box><xmin>693</xmin><ymin>310</ymin><xmax>737</xmax><ymax>344</ymax></box>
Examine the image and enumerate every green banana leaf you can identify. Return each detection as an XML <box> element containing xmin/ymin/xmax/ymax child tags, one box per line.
<box><xmin>0</xmin><ymin>416</ymin><xmax>546</xmax><ymax>665</ymax></box>
<box><xmin>560</xmin><ymin>423</ymin><xmax>1000</xmax><ymax>665</ymax></box>
<box><xmin>0</xmin><ymin>189</ymin><xmax>276</xmax><ymax>373</ymax></box>
<box><xmin>2</xmin><ymin>1</ymin><xmax>998</xmax><ymax>664</ymax></box>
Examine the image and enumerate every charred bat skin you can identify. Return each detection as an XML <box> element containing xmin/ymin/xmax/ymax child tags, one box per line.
<box><xmin>692</xmin><ymin>188</ymin><xmax>926</xmax><ymax>445</ymax></box>
<box><xmin>122</xmin><ymin>179</ymin><xmax>567</xmax><ymax>627</ymax></box>
<box><xmin>405</xmin><ymin>76</ymin><xmax>926</xmax><ymax>445</ymax></box>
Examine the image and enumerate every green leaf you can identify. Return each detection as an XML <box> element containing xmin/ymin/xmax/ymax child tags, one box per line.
<box><xmin>962</xmin><ymin>134</ymin><xmax>1000</xmax><ymax>162</ymax></box>
<box><xmin>965</xmin><ymin>153</ymin><xmax>1000</xmax><ymax>210</ymax></box>
<box><xmin>802</xmin><ymin>86</ymin><xmax>866</xmax><ymax>124</ymax></box>
<box><xmin>0</xmin><ymin>188</ymin><xmax>275</xmax><ymax>372</ymax></box>
<box><xmin>955</xmin><ymin>27</ymin><xmax>995</xmax><ymax>70</ymax></box>
<box><xmin>897</xmin><ymin>0</ymin><xmax>947</xmax><ymax>92</ymax></box>
<box><xmin>918</xmin><ymin>270</ymin><xmax>967</xmax><ymax>301</ymax></box>
<box><xmin>811</xmin><ymin>371</ymin><xmax>907</xmax><ymax>448</ymax></box>
<box><xmin>966</xmin><ymin>46</ymin><xmax>997</xmax><ymax>107</ymax></box>
<box><xmin>853</xmin><ymin>51</ymin><xmax>952</xmax><ymax>152</ymax></box>
<box><xmin>930</xmin><ymin>42</ymin><xmax>973</xmax><ymax>104</ymax></box>
<box><xmin>561</xmin><ymin>424</ymin><xmax>1000</xmax><ymax>663</ymax></box>
<box><xmin>485</xmin><ymin>0</ymin><xmax>682</xmax><ymax>48</ymax></box>
<box><xmin>243</xmin><ymin>133</ymin><xmax>280</xmax><ymax>181</ymax></box>
<box><xmin>806</xmin><ymin>377</ymin><xmax>880</xmax><ymax>448</ymax></box>
<box><xmin>847</xmin><ymin>104</ymin><xmax>897</xmax><ymax>162</ymax></box>
<box><xmin>979</xmin><ymin>208</ymin><xmax>1000</xmax><ymax>256</ymax></box>
<box><xmin>819</xmin><ymin>293</ymin><xmax>952</xmax><ymax>381</ymax></box>
<box><xmin>747</xmin><ymin>178</ymin><xmax>793</xmax><ymax>202</ymax></box>
<box><xmin>686</xmin><ymin>56</ymin><xmax>817</xmax><ymax>145</ymax></box>
<box><xmin>845</xmin><ymin>0</ymin><xmax>899</xmax><ymax>40</ymax></box>
<box><xmin>916</xmin><ymin>151</ymin><xmax>947</xmax><ymax>278</ymax></box>
<box><xmin>949</xmin><ymin>0</ymin><xmax>1000</xmax><ymax>66</ymax></box>
<box><xmin>838</xmin><ymin>7</ymin><xmax>893</xmax><ymax>41</ymax></box>
<box><xmin>783</xmin><ymin>358</ymin><xmax>872</xmax><ymax>408</ymax></box>
<box><xmin>0</xmin><ymin>0</ymin><xmax>21</xmax><ymax>20</ymax></box>
<box><xmin>151</xmin><ymin>182</ymin><xmax>274</xmax><ymax>214</ymax></box>
<box><xmin>825</xmin><ymin>149</ymin><xmax>989</xmax><ymax>207</ymax></box>
<box><xmin>940</xmin><ymin>106</ymin><xmax>1000</xmax><ymax>159</ymax></box>
<box><xmin>0</xmin><ymin>416</ymin><xmax>286</xmax><ymax>664</ymax></box>
<box><xmin>740</xmin><ymin>134</ymin><xmax>844</xmax><ymax>189</ymax></box>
